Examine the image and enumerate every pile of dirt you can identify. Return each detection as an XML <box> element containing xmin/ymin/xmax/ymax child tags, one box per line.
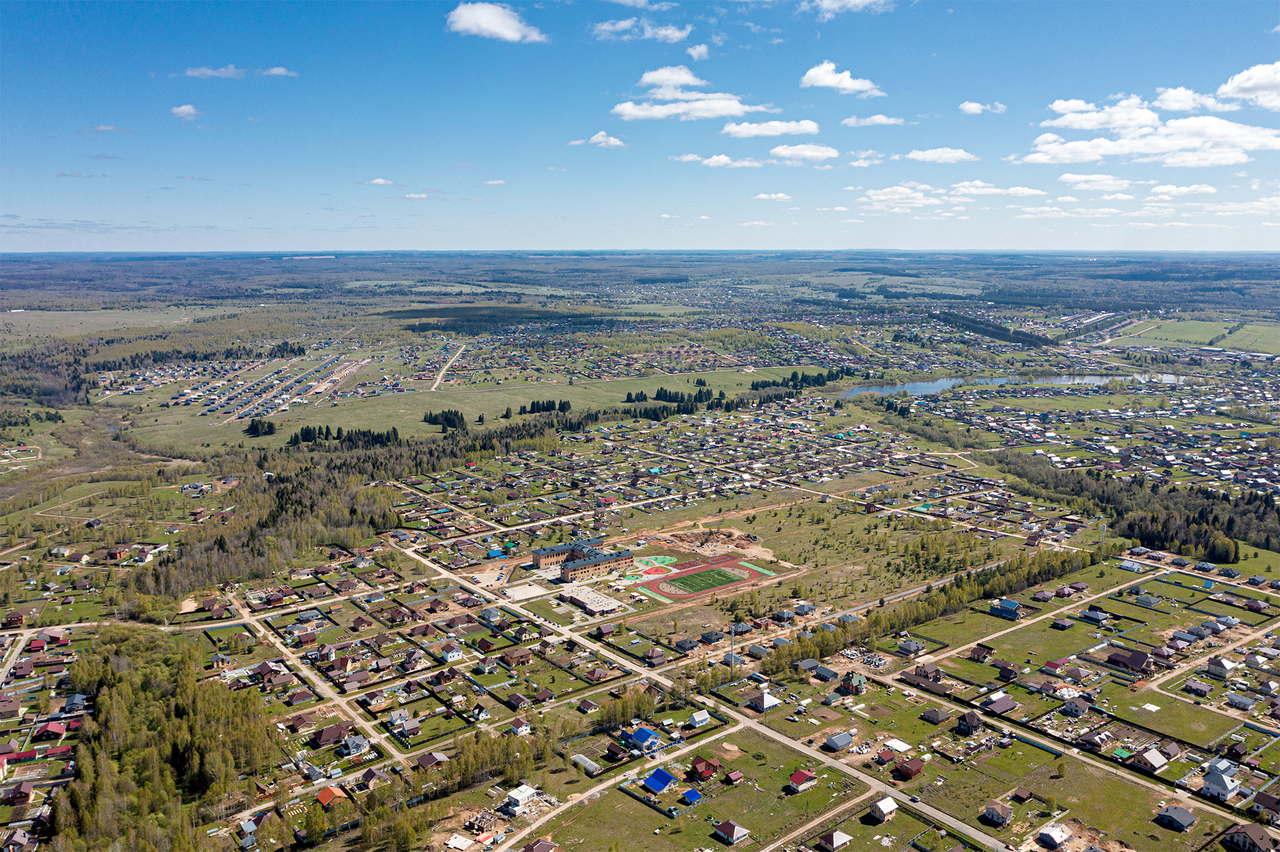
<box><xmin>661</xmin><ymin>527</ymin><xmax>774</xmax><ymax>560</ymax></box>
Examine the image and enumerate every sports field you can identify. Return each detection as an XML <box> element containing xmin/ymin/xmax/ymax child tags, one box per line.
<box><xmin>643</xmin><ymin>555</ymin><xmax>766</xmax><ymax>598</ymax></box>
<box><xmin>666</xmin><ymin>567</ymin><xmax>743</xmax><ymax>594</ymax></box>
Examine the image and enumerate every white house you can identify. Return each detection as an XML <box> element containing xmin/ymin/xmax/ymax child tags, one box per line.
<box><xmin>1039</xmin><ymin>824</ymin><xmax>1073</xmax><ymax>848</ymax></box>
<box><xmin>985</xmin><ymin>800</ymin><xmax>1013</xmax><ymax>825</ymax></box>
<box><xmin>870</xmin><ymin>797</ymin><xmax>898</xmax><ymax>822</ymax></box>
<box><xmin>505</xmin><ymin>784</ymin><xmax>538</xmax><ymax>815</ymax></box>
<box><xmin>1208</xmin><ymin>657</ymin><xmax>1239</xmax><ymax>679</ymax></box>
<box><xmin>747</xmin><ymin>690</ymin><xmax>781</xmax><ymax>712</ymax></box>
<box><xmin>1204</xmin><ymin>768</ymin><xmax>1243</xmax><ymax>802</ymax></box>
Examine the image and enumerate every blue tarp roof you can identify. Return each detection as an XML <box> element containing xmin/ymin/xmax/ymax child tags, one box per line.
<box><xmin>682</xmin><ymin>789</ymin><xmax>702</xmax><ymax>803</ymax></box>
<box><xmin>644</xmin><ymin>768</ymin><xmax>676</xmax><ymax>793</ymax></box>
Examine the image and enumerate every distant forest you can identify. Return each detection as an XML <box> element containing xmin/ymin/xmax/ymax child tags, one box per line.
<box><xmin>3</xmin><ymin>251</ymin><xmax>1278</xmax><ymax>310</ymax></box>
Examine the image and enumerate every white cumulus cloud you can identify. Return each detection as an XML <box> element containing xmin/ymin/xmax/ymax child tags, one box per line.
<box><xmin>1041</xmin><ymin>95</ymin><xmax>1160</xmax><ymax>132</ymax></box>
<box><xmin>754</xmin><ymin>192</ymin><xmax>792</xmax><ymax>201</ymax></box>
<box><xmin>1012</xmin><ymin>205</ymin><xmax>1121</xmax><ymax>219</ymax></box>
<box><xmin>800</xmin><ymin>61</ymin><xmax>884</xmax><ymax>98</ymax></box>
<box><xmin>593</xmin><ymin>18</ymin><xmax>691</xmax><ymax>41</ymax></box>
<box><xmin>687</xmin><ymin>44</ymin><xmax>708</xmax><ymax>60</ymax></box>
<box><xmin>587</xmin><ymin>130</ymin><xmax>625</xmax><ymax>148</ymax></box>
<box><xmin>186</xmin><ymin>64</ymin><xmax>244</xmax><ymax>79</ymax></box>
<box><xmin>594</xmin><ymin>18</ymin><xmax>636</xmax><ymax>36</ymax></box>
<box><xmin>1058</xmin><ymin>173</ymin><xmax>1131</xmax><ymax>192</ymax></box>
<box><xmin>770</xmin><ymin>143</ymin><xmax>840</xmax><ymax>162</ymax></box>
<box><xmin>859</xmin><ymin>183</ymin><xmax>946</xmax><ymax>212</ymax></box>
<box><xmin>446</xmin><ymin>3</ymin><xmax>547</xmax><ymax>42</ymax></box>
<box><xmin>841</xmin><ymin>114</ymin><xmax>903</xmax><ymax>127</ymax></box>
<box><xmin>1217</xmin><ymin>61</ymin><xmax>1280</xmax><ymax>111</ymax></box>
<box><xmin>258</xmin><ymin>67</ymin><xmax>298</xmax><ymax>77</ymax></box>
<box><xmin>1149</xmin><ymin>183</ymin><xmax>1217</xmax><ymax>198</ymax></box>
<box><xmin>484</xmin><ymin>179</ymin><xmax>508</xmax><ymax>185</ymax></box>
<box><xmin>949</xmin><ymin>180</ymin><xmax>1045</xmax><ymax>196</ymax></box>
<box><xmin>1153</xmin><ymin>87</ymin><xmax>1237</xmax><ymax>113</ymax></box>
<box><xmin>670</xmin><ymin>153</ymin><xmax>762</xmax><ymax>168</ymax></box>
<box><xmin>722</xmin><ymin>120</ymin><xmax>819</xmax><ymax>137</ymax></box>
<box><xmin>610</xmin><ymin>0</ymin><xmax>675</xmax><ymax>7</ymax></box>
<box><xmin>170</xmin><ymin>104</ymin><xmax>201</xmax><ymax>121</ymax></box>
<box><xmin>959</xmin><ymin>101</ymin><xmax>1006</xmax><ymax>114</ymax></box>
<box><xmin>906</xmin><ymin>147</ymin><xmax>978</xmax><ymax>163</ymax></box>
<box><xmin>800</xmin><ymin>0</ymin><xmax>892</xmax><ymax>22</ymax></box>
<box><xmin>364</xmin><ymin>178</ymin><xmax>397</xmax><ymax>185</ymax></box>
<box><xmin>1024</xmin><ymin>115</ymin><xmax>1280</xmax><ymax>167</ymax></box>
<box><xmin>702</xmin><ymin>154</ymin><xmax>763</xmax><ymax>168</ymax></box>
<box><xmin>1019</xmin><ymin>75</ymin><xmax>1280</xmax><ymax>166</ymax></box>
<box><xmin>613</xmin><ymin>66</ymin><xmax>774</xmax><ymax>121</ymax></box>
<box><xmin>848</xmin><ymin>149</ymin><xmax>883</xmax><ymax>167</ymax></box>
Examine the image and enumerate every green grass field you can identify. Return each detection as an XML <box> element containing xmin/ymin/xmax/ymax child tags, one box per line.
<box><xmin>667</xmin><ymin>567</ymin><xmax>744</xmax><ymax>594</ymax></box>
<box><xmin>1222</xmin><ymin>322</ymin><xmax>1280</xmax><ymax>354</ymax></box>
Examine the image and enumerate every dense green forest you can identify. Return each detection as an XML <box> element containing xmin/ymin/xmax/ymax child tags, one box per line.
<box><xmin>50</xmin><ymin>626</ymin><xmax>281</xmax><ymax>852</ymax></box>
<box><xmin>990</xmin><ymin>451</ymin><xmax>1279</xmax><ymax>560</ymax></box>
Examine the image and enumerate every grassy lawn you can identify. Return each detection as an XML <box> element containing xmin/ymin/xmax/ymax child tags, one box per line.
<box><xmin>807</xmin><ymin>804</ymin><xmax>935</xmax><ymax>852</ymax></box>
<box><xmin>1018</xmin><ymin>758</ymin><xmax>1230</xmax><ymax>852</ymax></box>
<box><xmin>1222</xmin><ymin>322</ymin><xmax>1280</xmax><ymax>354</ymax></box>
<box><xmin>987</xmin><ymin>620</ymin><xmax>1096</xmax><ymax>665</ymax></box>
<box><xmin>913</xmin><ymin>742</ymin><xmax>1056</xmax><ymax>826</ymax></box>
<box><xmin>1096</xmin><ymin>683</ymin><xmax>1240</xmax><ymax>748</ymax></box>
<box><xmin>522</xmin><ymin>597</ymin><xmax>577</xmax><ymax>627</ymax></box>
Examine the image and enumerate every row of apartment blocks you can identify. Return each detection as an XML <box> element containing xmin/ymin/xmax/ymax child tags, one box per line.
<box><xmin>532</xmin><ymin>537</ymin><xmax>634</xmax><ymax>582</ymax></box>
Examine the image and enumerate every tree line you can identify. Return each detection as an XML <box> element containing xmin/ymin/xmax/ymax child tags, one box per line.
<box><xmin>932</xmin><ymin>311</ymin><xmax>1056</xmax><ymax>348</ymax></box>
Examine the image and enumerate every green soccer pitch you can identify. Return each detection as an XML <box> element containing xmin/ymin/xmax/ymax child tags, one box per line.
<box><xmin>666</xmin><ymin>567</ymin><xmax>743</xmax><ymax>594</ymax></box>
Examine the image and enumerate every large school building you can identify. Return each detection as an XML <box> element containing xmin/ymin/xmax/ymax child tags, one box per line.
<box><xmin>532</xmin><ymin>537</ymin><xmax>634</xmax><ymax>582</ymax></box>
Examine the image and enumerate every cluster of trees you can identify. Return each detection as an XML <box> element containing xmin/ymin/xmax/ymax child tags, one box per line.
<box><xmin>0</xmin><ymin>408</ymin><xmax>63</xmax><ymax>427</ymax></box>
<box><xmin>651</xmin><ymin>386</ymin><xmax>716</xmax><ymax>405</ymax></box>
<box><xmin>867</xmin><ymin>398</ymin><xmax>987</xmax><ymax>450</ymax></box>
<box><xmin>755</xmin><ymin>622</ymin><xmax>862</xmax><ymax>678</ymax></box>
<box><xmin>932</xmin><ymin>311</ymin><xmax>1056</xmax><ymax>348</ymax></box>
<box><xmin>423</xmin><ymin>409</ymin><xmax>467</xmax><ymax>430</ymax></box>
<box><xmin>991</xmin><ymin>451</ymin><xmax>1279</xmax><ymax>559</ymax></box>
<box><xmin>243</xmin><ymin>417</ymin><xmax>276</xmax><ymax>437</ymax></box>
<box><xmin>750</xmin><ymin>367</ymin><xmax>856</xmax><ymax>392</ymax></box>
<box><xmin>522</xmin><ymin>399</ymin><xmax>571</xmax><ymax>415</ymax></box>
<box><xmin>1208</xmin><ymin>320</ymin><xmax>1247</xmax><ymax>347</ymax></box>
<box><xmin>50</xmin><ymin>626</ymin><xmax>282</xmax><ymax>852</ymax></box>
<box><xmin>592</xmin><ymin>688</ymin><xmax>662</xmax><ymax>729</ymax></box>
<box><xmin>289</xmin><ymin>425</ymin><xmax>402</xmax><ymax>448</ymax></box>
<box><xmin>857</xmin><ymin>548</ymin><xmax>1094</xmax><ymax>645</ymax></box>
<box><xmin>267</xmin><ymin>340</ymin><xmax>306</xmax><ymax>357</ymax></box>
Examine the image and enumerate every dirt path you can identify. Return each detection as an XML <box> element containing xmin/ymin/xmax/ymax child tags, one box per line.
<box><xmin>431</xmin><ymin>344</ymin><xmax>467</xmax><ymax>391</ymax></box>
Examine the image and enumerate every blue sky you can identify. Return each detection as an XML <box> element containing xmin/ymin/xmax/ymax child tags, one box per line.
<box><xmin>2</xmin><ymin>1</ymin><xmax>1277</xmax><ymax>251</ymax></box>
